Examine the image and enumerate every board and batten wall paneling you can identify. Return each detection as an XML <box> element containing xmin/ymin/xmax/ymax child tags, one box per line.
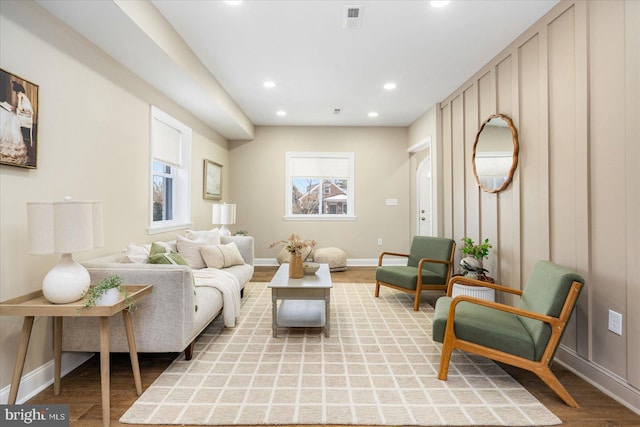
<box><xmin>548</xmin><ymin>4</ymin><xmax>583</xmax><ymax>354</ymax></box>
<box><xmin>463</xmin><ymin>86</ymin><xmax>480</xmax><ymax>252</ymax></box>
<box><xmin>624</xmin><ymin>0</ymin><xmax>640</xmax><ymax>390</ymax></box>
<box><xmin>442</xmin><ymin>103</ymin><xmax>453</xmax><ymax>239</ymax></box>
<box><xmin>432</xmin><ymin>0</ymin><xmax>640</xmax><ymax>410</ymax></box>
<box><xmin>451</xmin><ymin>96</ymin><xmax>466</xmax><ymax>250</ymax></box>
<box><xmin>588</xmin><ymin>0</ymin><xmax>629</xmax><ymax>379</ymax></box>
<box><xmin>496</xmin><ymin>55</ymin><xmax>516</xmax><ymax>286</ymax></box>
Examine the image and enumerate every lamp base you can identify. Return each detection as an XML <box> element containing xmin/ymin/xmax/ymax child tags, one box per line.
<box><xmin>219</xmin><ymin>225</ymin><xmax>232</xmax><ymax>237</ymax></box>
<box><xmin>42</xmin><ymin>253</ymin><xmax>90</xmax><ymax>304</ymax></box>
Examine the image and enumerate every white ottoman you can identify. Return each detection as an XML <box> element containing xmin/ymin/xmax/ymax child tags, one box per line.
<box><xmin>313</xmin><ymin>247</ymin><xmax>347</xmax><ymax>272</ymax></box>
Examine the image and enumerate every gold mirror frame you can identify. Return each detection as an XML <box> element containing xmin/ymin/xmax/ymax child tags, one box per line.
<box><xmin>472</xmin><ymin>113</ymin><xmax>519</xmax><ymax>193</ymax></box>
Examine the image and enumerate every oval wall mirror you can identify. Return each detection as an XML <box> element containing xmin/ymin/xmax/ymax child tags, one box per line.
<box><xmin>472</xmin><ymin>113</ymin><xmax>519</xmax><ymax>193</ymax></box>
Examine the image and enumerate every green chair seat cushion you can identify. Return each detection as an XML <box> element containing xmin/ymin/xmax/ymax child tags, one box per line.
<box><xmin>376</xmin><ymin>265</ymin><xmax>446</xmax><ymax>290</ymax></box>
<box><xmin>433</xmin><ymin>296</ymin><xmax>538</xmax><ymax>361</ymax></box>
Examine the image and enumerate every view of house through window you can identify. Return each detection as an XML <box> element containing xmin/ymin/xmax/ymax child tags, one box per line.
<box><xmin>152</xmin><ymin>161</ymin><xmax>174</xmax><ymax>221</ymax></box>
<box><xmin>286</xmin><ymin>152</ymin><xmax>354</xmax><ymax>219</ymax></box>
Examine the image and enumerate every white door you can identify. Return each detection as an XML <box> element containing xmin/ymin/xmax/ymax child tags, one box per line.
<box><xmin>417</xmin><ymin>156</ymin><xmax>433</xmax><ymax>236</ymax></box>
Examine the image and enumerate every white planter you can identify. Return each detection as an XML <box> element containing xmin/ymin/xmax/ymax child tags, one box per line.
<box><xmin>95</xmin><ymin>287</ymin><xmax>120</xmax><ymax>306</ymax></box>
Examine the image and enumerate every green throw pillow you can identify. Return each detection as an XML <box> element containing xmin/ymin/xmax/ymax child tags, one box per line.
<box><xmin>148</xmin><ymin>243</ymin><xmax>189</xmax><ymax>266</ymax></box>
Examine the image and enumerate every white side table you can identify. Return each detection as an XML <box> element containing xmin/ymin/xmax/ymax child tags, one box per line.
<box><xmin>451</xmin><ymin>283</ymin><xmax>495</xmax><ymax>301</ymax></box>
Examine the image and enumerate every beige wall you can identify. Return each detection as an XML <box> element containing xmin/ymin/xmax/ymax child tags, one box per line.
<box><xmin>229</xmin><ymin>126</ymin><xmax>411</xmax><ymax>261</ymax></box>
<box><xmin>0</xmin><ymin>1</ymin><xmax>229</xmax><ymax>390</ymax></box>
<box><xmin>422</xmin><ymin>0</ymin><xmax>639</xmax><ymax>411</ymax></box>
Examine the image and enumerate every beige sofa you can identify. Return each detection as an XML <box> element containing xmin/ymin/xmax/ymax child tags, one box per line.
<box><xmin>62</xmin><ymin>235</ymin><xmax>254</xmax><ymax>360</ymax></box>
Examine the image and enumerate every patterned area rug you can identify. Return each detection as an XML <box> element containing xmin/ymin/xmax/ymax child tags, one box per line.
<box><xmin>120</xmin><ymin>282</ymin><xmax>561</xmax><ymax>426</ymax></box>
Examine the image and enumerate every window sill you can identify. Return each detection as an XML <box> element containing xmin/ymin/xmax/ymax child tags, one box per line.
<box><xmin>147</xmin><ymin>221</ymin><xmax>193</xmax><ymax>235</ymax></box>
<box><xmin>283</xmin><ymin>215</ymin><xmax>357</xmax><ymax>221</ymax></box>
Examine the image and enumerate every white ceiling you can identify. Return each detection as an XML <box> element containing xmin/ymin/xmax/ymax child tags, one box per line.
<box><xmin>37</xmin><ymin>0</ymin><xmax>558</xmax><ymax>140</ymax></box>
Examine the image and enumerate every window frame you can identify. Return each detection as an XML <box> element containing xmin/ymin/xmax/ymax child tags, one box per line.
<box><xmin>148</xmin><ymin>106</ymin><xmax>192</xmax><ymax>234</ymax></box>
<box><xmin>285</xmin><ymin>152</ymin><xmax>356</xmax><ymax>221</ymax></box>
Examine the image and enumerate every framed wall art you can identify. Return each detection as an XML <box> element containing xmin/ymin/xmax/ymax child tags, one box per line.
<box><xmin>203</xmin><ymin>159</ymin><xmax>222</xmax><ymax>200</ymax></box>
<box><xmin>0</xmin><ymin>69</ymin><xmax>38</xmax><ymax>168</ymax></box>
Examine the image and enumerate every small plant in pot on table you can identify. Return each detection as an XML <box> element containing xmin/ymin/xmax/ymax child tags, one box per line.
<box><xmin>460</xmin><ymin>237</ymin><xmax>492</xmax><ymax>279</ymax></box>
<box><xmin>81</xmin><ymin>275</ymin><xmax>135</xmax><ymax>310</ymax></box>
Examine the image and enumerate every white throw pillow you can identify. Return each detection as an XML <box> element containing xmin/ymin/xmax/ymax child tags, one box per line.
<box><xmin>176</xmin><ymin>235</ymin><xmax>217</xmax><ymax>269</ymax></box>
<box><xmin>184</xmin><ymin>228</ymin><xmax>221</xmax><ymax>245</ymax></box>
<box><xmin>120</xmin><ymin>242</ymin><xmax>150</xmax><ymax>263</ymax></box>
<box><xmin>200</xmin><ymin>242</ymin><xmax>245</xmax><ymax>269</ymax></box>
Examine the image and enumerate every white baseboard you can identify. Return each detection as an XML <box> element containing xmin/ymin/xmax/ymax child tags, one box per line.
<box><xmin>254</xmin><ymin>258</ymin><xmax>405</xmax><ymax>267</ymax></box>
<box><xmin>556</xmin><ymin>345</ymin><xmax>640</xmax><ymax>415</ymax></box>
<box><xmin>0</xmin><ymin>352</ymin><xmax>93</xmax><ymax>404</ymax></box>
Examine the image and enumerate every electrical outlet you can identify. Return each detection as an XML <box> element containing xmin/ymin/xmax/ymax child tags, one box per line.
<box><xmin>608</xmin><ymin>310</ymin><xmax>623</xmax><ymax>336</ymax></box>
<box><xmin>377</xmin><ymin>238</ymin><xmax>383</xmax><ymax>246</ymax></box>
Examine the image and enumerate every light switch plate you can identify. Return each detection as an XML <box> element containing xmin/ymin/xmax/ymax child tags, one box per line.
<box><xmin>608</xmin><ymin>310</ymin><xmax>623</xmax><ymax>336</ymax></box>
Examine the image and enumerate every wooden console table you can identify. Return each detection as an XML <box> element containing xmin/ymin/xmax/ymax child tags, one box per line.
<box><xmin>0</xmin><ymin>285</ymin><xmax>152</xmax><ymax>427</ymax></box>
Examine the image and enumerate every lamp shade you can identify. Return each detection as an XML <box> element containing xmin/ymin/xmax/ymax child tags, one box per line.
<box><xmin>212</xmin><ymin>203</ymin><xmax>236</xmax><ymax>225</ymax></box>
<box><xmin>27</xmin><ymin>199</ymin><xmax>104</xmax><ymax>254</ymax></box>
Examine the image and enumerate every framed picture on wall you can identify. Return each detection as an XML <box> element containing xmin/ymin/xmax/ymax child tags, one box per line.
<box><xmin>203</xmin><ymin>159</ymin><xmax>222</xmax><ymax>200</ymax></box>
<box><xmin>0</xmin><ymin>69</ymin><xmax>38</xmax><ymax>169</ymax></box>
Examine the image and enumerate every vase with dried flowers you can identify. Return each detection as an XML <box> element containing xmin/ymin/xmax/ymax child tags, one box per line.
<box><xmin>269</xmin><ymin>234</ymin><xmax>316</xmax><ymax>278</ymax></box>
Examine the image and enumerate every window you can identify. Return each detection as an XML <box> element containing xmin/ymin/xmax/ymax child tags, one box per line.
<box><xmin>149</xmin><ymin>106</ymin><xmax>192</xmax><ymax>233</ymax></box>
<box><xmin>285</xmin><ymin>152</ymin><xmax>355</xmax><ymax>220</ymax></box>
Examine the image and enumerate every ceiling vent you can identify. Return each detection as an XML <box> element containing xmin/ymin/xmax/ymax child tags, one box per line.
<box><xmin>343</xmin><ymin>5</ymin><xmax>363</xmax><ymax>29</ymax></box>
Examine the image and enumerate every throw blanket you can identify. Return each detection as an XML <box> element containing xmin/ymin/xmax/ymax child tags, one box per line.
<box><xmin>193</xmin><ymin>268</ymin><xmax>241</xmax><ymax>327</ymax></box>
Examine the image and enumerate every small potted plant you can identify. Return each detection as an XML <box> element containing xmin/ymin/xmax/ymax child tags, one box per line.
<box><xmin>460</xmin><ymin>237</ymin><xmax>492</xmax><ymax>278</ymax></box>
<box><xmin>268</xmin><ymin>234</ymin><xmax>316</xmax><ymax>278</ymax></box>
<box><xmin>82</xmin><ymin>275</ymin><xmax>134</xmax><ymax>309</ymax></box>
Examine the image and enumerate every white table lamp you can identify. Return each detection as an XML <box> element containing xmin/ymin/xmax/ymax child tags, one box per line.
<box><xmin>27</xmin><ymin>198</ymin><xmax>104</xmax><ymax>304</ymax></box>
<box><xmin>212</xmin><ymin>203</ymin><xmax>236</xmax><ymax>237</ymax></box>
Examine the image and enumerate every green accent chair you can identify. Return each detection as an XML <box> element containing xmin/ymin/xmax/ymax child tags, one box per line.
<box><xmin>375</xmin><ymin>236</ymin><xmax>456</xmax><ymax>311</ymax></box>
<box><xmin>433</xmin><ymin>260</ymin><xmax>585</xmax><ymax>407</ymax></box>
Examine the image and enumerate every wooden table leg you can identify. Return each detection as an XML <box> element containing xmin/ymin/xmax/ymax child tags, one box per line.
<box><xmin>325</xmin><ymin>293</ymin><xmax>331</xmax><ymax>338</ymax></box>
<box><xmin>53</xmin><ymin>316</ymin><xmax>62</xmax><ymax>396</ymax></box>
<box><xmin>272</xmin><ymin>291</ymin><xmax>278</xmax><ymax>338</ymax></box>
<box><xmin>122</xmin><ymin>310</ymin><xmax>143</xmax><ymax>395</ymax></box>
<box><xmin>8</xmin><ymin>316</ymin><xmax>34</xmax><ymax>404</ymax></box>
<box><xmin>99</xmin><ymin>316</ymin><xmax>110</xmax><ymax>427</ymax></box>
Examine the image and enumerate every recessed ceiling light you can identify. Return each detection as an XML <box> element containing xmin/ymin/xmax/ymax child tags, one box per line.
<box><xmin>263</xmin><ymin>81</ymin><xmax>276</xmax><ymax>88</ymax></box>
<box><xmin>368</xmin><ymin>112</ymin><xmax>378</xmax><ymax>118</ymax></box>
<box><xmin>276</xmin><ymin>110</ymin><xmax>287</xmax><ymax>117</ymax></box>
<box><xmin>384</xmin><ymin>82</ymin><xmax>397</xmax><ymax>90</ymax></box>
<box><xmin>225</xmin><ymin>1</ymin><xmax>243</xmax><ymax>5</ymax></box>
<box><xmin>430</xmin><ymin>1</ymin><xmax>451</xmax><ymax>8</ymax></box>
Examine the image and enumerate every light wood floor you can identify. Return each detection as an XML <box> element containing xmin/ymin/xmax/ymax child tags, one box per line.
<box><xmin>27</xmin><ymin>267</ymin><xmax>640</xmax><ymax>426</ymax></box>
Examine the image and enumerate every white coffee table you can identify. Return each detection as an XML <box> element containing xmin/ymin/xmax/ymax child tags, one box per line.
<box><xmin>268</xmin><ymin>263</ymin><xmax>332</xmax><ymax>337</ymax></box>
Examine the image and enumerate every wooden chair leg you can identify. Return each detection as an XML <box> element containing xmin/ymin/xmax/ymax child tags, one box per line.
<box><xmin>437</xmin><ymin>344</ymin><xmax>454</xmax><ymax>380</ymax></box>
<box><xmin>413</xmin><ymin>289</ymin><xmax>420</xmax><ymax>311</ymax></box>
<box><xmin>537</xmin><ymin>365</ymin><xmax>580</xmax><ymax>408</ymax></box>
<box><xmin>374</xmin><ymin>281</ymin><xmax>381</xmax><ymax>297</ymax></box>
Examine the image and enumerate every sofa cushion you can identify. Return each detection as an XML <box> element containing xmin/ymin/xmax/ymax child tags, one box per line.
<box><xmin>176</xmin><ymin>235</ymin><xmax>217</xmax><ymax>269</ymax></box>
<box><xmin>200</xmin><ymin>242</ymin><xmax>245</xmax><ymax>269</ymax></box>
<box><xmin>185</xmin><ymin>228</ymin><xmax>221</xmax><ymax>244</ymax></box>
<box><xmin>120</xmin><ymin>242</ymin><xmax>150</xmax><ymax>263</ymax></box>
<box><xmin>148</xmin><ymin>243</ymin><xmax>190</xmax><ymax>266</ymax></box>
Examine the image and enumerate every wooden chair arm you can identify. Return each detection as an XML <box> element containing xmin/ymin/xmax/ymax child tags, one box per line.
<box><xmin>447</xmin><ymin>295</ymin><xmax>559</xmax><ymax>327</ymax></box>
<box><xmin>446</xmin><ymin>275</ymin><xmax>524</xmax><ymax>297</ymax></box>
<box><xmin>417</xmin><ymin>258</ymin><xmax>452</xmax><ymax>269</ymax></box>
<box><xmin>377</xmin><ymin>251</ymin><xmax>409</xmax><ymax>266</ymax></box>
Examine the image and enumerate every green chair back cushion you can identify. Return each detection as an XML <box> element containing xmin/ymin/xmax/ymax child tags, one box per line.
<box><xmin>407</xmin><ymin>236</ymin><xmax>454</xmax><ymax>278</ymax></box>
<box><xmin>517</xmin><ymin>260</ymin><xmax>585</xmax><ymax>360</ymax></box>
